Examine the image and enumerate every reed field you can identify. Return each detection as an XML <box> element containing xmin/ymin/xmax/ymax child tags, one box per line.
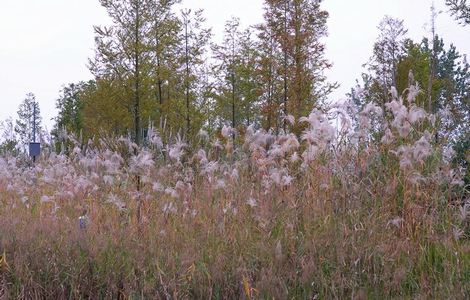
<box><xmin>0</xmin><ymin>88</ymin><xmax>469</xmax><ymax>299</ymax></box>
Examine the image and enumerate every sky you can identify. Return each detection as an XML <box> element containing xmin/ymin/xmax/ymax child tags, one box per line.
<box><xmin>0</xmin><ymin>0</ymin><xmax>468</xmax><ymax>131</ymax></box>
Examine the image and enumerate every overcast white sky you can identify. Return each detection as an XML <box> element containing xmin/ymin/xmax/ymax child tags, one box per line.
<box><xmin>0</xmin><ymin>0</ymin><xmax>468</xmax><ymax>130</ymax></box>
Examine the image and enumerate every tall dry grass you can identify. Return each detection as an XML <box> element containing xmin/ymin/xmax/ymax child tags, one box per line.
<box><xmin>0</xmin><ymin>86</ymin><xmax>469</xmax><ymax>299</ymax></box>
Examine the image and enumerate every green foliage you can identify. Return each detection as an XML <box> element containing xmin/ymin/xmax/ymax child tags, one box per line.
<box><xmin>353</xmin><ymin>16</ymin><xmax>408</xmax><ymax>110</ymax></box>
<box><xmin>82</xmin><ymin>78</ymin><xmax>135</xmax><ymax>140</ymax></box>
<box><xmin>352</xmin><ymin>15</ymin><xmax>469</xmax><ymax>185</ymax></box>
<box><xmin>395</xmin><ymin>37</ymin><xmax>470</xmax><ymax>179</ymax></box>
<box><xmin>174</xmin><ymin>8</ymin><xmax>212</xmax><ymax>137</ymax></box>
<box><xmin>212</xmin><ymin>18</ymin><xmax>261</xmax><ymax>129</ymax></box>
<box><xmin>87</xmin><ymin>1</ymin><xmax>213</xmax><ymax>143</ymax></box>
<box><xmin>53</xmin><ymin>82</ymin><xmax>92</xmax><ymax>141</ymax></box>
<box><xmin>44</xmin><ymin>0</ymin><xmax>334</xmax><ymax>143</ymax></box>
<box><xmin>262</xmin><ymin>0</ymin><xmax>334</xmax><ymax>126</ymax></box>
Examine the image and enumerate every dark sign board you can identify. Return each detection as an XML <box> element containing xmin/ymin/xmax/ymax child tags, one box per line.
<box><xmin>29</xmin><ymin>142</ymin><xmax>41</xmax><ymax>157</ymax></box>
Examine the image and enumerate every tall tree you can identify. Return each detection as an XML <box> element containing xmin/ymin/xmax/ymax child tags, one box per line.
<box><xmin>173</xmin><ymin>9</ymin><xmax>211</xmax><ymax>136</ymax></box>
<box><xmin>262</xmin><ymin>0</ymin><xmax>332</xmax><ymax>131</ymax></box>
<box><xmin>15</xmin><ymin>93</ymin><xmax>42</xmax><ymax>151</ymax></box>
<box><xmin>90</xmin><ymin>0</ymin><xmax>152</xmax><ymax>146</ymax></box>
<box><xmin>365</xmin><ymin>16</ymin><xmax>408</xmax><ymax>110</ymax></box>
<box><xmin>256</xmin><ymin>23</ymin><xmax>284</xmax><ymax>132</ymax></box>
<box><xmin>264</xmin><ymin>0</ymin><xmax>289</xmax><ymax>129</ymax></box>
<box><xmin>147</xmin><ymin>0</ymin><xmax>181</xmax><ymax>114</ymax></box>
<box><xmin>212</xmin><ymin>18</ymin><xmax>244</xmax><ymax>129</ymax></box>
<box><xmin>213</xmin><ymin>18</ymin><xmax>261</xmax><ymax>129</ymax></box>
<box><xmin>237</xmin><ymin>27</ymin><xmax>262</xmax><ymax>127</ymax></box>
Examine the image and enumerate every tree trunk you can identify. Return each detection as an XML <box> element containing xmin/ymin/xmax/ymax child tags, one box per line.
<box><xmin>156</xmin><ymin>36</ymin><xmax>164</xmax><ymax>107</ymax></box>
<box><xmin>132</xmin><ymin>0</ymin><xmax>142</xmax><ymax>147</ymax></box>
<box><xmin>294</xmin><ymin>1</ymin><xmax>302</xmax><ymax>119</ymax></box>
<box><xmin>283</xmin><ymin>1</ymin><xmax>288</xmax><ymax>132</ymax></box>
<box><xmin>185</xmin><ymin>23</ymin><xmax>191</xmax><ymax>135</ymax></box>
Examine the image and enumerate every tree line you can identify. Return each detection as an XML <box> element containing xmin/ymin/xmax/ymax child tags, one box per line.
<box><xmin>49</xmin><ymin>0</ymin><xmax>333</xmax><ymax>146</ymax></box>
<box><xmin>1</xmin><ymin>0</ymin><xmax>469</xmax><ymax>170</ymax></box>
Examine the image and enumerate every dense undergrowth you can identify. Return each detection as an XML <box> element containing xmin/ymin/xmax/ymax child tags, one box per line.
<box><xmin>0</xmin><ymin>86</ymin><xmax>469</xmax><ymax>299</ymax></box>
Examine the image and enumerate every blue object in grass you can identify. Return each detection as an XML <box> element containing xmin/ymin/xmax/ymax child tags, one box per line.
<box><xmin>79</xmin><ymin>215</ymin><xmax>88</xmax><ymax>229</ymax></box>
<box><xmin>29</xmin><ymin>142</ymin><xmax>41</xmax><ymax>157</ymax></box>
